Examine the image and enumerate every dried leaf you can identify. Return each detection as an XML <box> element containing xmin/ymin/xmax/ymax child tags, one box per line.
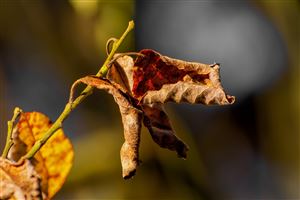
<box><xmin>132</xmin><ymin>49</ymin><xmax>235</xmax><ymax>105</ymax></box>
<box><xmin>70</xmin><ymin>76</ymin><xmax>143</xmax><ymax>179</ymax></box>
<box><xmin>72</xmin><ymin>49</ymin><xmax>235</xmax><ymax>179</ymax></box>
<box><xmin>0</xmin><ymin>158</ymin><xmax>42</xmax><ymax>200</ymax></box>
<box><xmin>8</xmin><ymin>112</ymin><xmax>74</xmax><ymax>199</ymax></box>
<box><xmin>107</xmin><ymin>49</ymin><xmax>235</xmax><ymax>162</ymax></box>
<box><xmin>142</xmin><ymin>104</ymin><xmax>189</xmax><ymax>158</ymax></box>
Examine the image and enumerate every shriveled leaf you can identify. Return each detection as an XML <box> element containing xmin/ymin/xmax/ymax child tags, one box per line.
<box><xmin>107</xmin><ymin>50</ymin><xmax>234</xmax><ymax>161</ymax></box>
<box><xmin>8</xmin><ymin>112</ymin><xmax>74</xmax><ymax>199</ymax></box>
<box><xmin>73</xmin><ymin>49</ymin><xmax>235</xmax><ymax>179</ymax></box>
<box><xmin>70</xmin><ymin>76</ymin><xmax>143</xmax><ymax>179</ymax></box>
<box><xmin>142</xmin><ymin>104</ymin><xmax>189</xmax><ymax>158</ymax></box>
<box><xmin>109</xmin><ymin>55</ymin><xmax>190</xmax><ymax>158</ymax></box>
<box><xmin>0</xmin><ymin>158</ymin><xmax>42</xmax><ymax>200</ymax></box>
<box><xmin>132</xmin><ymin>49</ymin><xmax>235</xmax><ymax>105</ymax></box>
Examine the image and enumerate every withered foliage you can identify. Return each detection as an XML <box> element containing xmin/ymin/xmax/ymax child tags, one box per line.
<box><xmin>121</xmin><ymin>49</ymin><xmax>235</xmax><ymax>105</ymax></box>
<box><xmin>71</xmin><ymin>49</ymin><xmax>235</xmax><ymax>179</ymax></box>
<box><xmin>70</xmin><ymin>77</ymin><xmax>143</xmax><ymax>179</ymax></box>
<box><xmin>0</xmin><ymin>158</ymin><xmax>43</xmax><ymax>200</ymax></box>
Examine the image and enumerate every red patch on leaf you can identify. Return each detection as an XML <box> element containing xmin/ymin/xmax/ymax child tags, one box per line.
<box><xmin>132</xmin><ymin>49</ymin><xmax>209</xmax><ymax>98</ymax></box>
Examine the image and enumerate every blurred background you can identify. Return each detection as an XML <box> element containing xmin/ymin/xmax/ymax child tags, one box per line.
<box><xmin>0</xmin><ymin>0</ymin><xmax>299</xmax><ymax>199</ymax></box>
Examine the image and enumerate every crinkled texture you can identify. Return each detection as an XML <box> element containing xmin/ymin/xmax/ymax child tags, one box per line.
<box><xmin>142</xmin><ymin>74</ymin><xmax>235</xmax><ymax>105</ymax></box>
<box><xmin>133</xmin><ymin>49</ymin><xmax>235</xmax><ymax>105</ymax></box>
<box><xmin>109</xmin><ymin>50</ymin><xmax>235</xmax><ymax>106</ymax></box>
<box><xmin>0</xmin><ymin>158</ymin><xmax>42</xmax><ymax>200</ymax></box>
<box><xmin>70</xmin><ymin>76</ymin><xmax>143</xmax><ymax>179</ymax></box>
<box><xmin>8</xmin><ymin>112</ymin><xmax>74</xmax><ymax>199</ymax></box>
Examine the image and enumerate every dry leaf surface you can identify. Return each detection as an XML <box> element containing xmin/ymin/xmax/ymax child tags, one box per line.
<box><xmin>0</xmin><ymin>158</ymin><xmax>42</xmax><ymax>200</ymax></box>
<box><xmin>132</xmin><ymin>49</ymin><xmax>235</xmax><ymax>105</ymax></box>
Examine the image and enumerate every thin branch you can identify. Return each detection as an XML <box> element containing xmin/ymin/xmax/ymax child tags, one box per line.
<box><xmin>23</xmin><ymin>20</ymin><xmax>135</xmax><ymax>159</ymax></box>
<box><xmin>98</xmin><ymin>20</ymin><xmax>134</xmax><ymax>77</ymax></box>
<box><xmin>2</xmin><ymin>107</ymin><xmax>22</xmax><ymax>158</ymax></box>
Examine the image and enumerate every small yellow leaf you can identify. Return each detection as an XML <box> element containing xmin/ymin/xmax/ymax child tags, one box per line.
<box><xmin>9</xmin><ymin>112</ymin><xmax>74</xmax><ymax>199</ymax></box>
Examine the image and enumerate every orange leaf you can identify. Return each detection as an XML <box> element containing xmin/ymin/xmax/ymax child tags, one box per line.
<box><xmin>9</xmin><ymin>112</ymin><xmax>74</xmax><ymax>199</ymax></box>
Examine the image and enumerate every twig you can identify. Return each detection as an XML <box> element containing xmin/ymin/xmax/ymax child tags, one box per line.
<box><xmin>2</xmin><ymin>107</ymin><xmax>22</xmax><ymax>158</ymax></box>
<box><xmin>23</xmin><ymin>20</ymin><xmax>135</xmax><ymax>159</ymax></box>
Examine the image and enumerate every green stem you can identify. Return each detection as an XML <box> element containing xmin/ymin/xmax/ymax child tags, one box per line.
<box><xmin>2</xmin><ymin>107</ymin><xmax>22</xmax><ymax>158</ymax></box>
<box><xmin>24</xmin><ymin>20</ymin><xmax>134</xmax><ymax>159</ymax></box>
<box><xmin>98</xmin><ymin>20</ymin><xmax>134</xmax><ymax>77</ymax></box>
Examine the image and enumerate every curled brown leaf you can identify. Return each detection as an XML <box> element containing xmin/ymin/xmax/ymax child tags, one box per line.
<box><xmin>70</xmin><ymin>76</ymin><xmax>143</xmax><ymax>179</ymax></box>
<box><xmin>107</xmin><ymin>50</ymin><xmax>235</xmax><ymax>162</ymax></box>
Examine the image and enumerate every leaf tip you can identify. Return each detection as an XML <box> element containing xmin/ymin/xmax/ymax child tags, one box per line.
<box><xmin>226</xmin><ymin>95</ymin><xmax>236</xmax><ymax>104</ymax></box>
<box><xmin>176</xmin><ymin>141</ymin><xmax>189</xmax><ymax>159</ymax></box>
<box><xmin>123</xmin><ymin>169</ymin><xmax>136</xmax><ymax>180</ymax></box>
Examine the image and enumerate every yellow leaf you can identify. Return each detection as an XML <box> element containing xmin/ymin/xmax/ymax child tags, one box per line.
<box><xmin>9</xmin><ymin>112</ymin><xmax>74</xmax><ymax>199</ymax></box>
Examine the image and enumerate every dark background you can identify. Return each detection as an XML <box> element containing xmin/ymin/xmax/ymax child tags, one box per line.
<box><xmin>0</xmin><ymin>0</ymin><xmax>299</xmax><ymax>199</ymax></box>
